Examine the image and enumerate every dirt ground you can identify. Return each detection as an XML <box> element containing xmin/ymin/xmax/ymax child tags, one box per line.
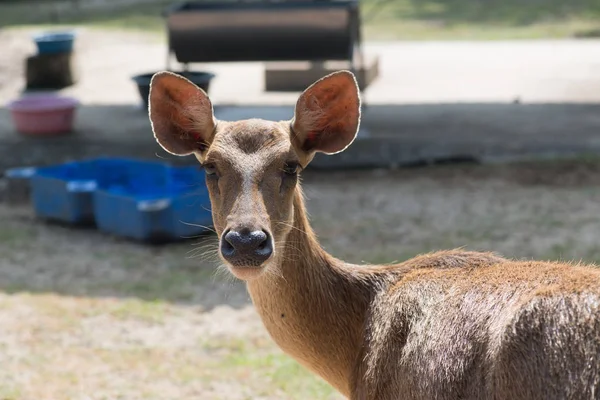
<box><xmin>0</xmin><ymin>27</ymin><xmax>292</xmax><ymax>110</ymax></box>
<box><xmin>2</xmin><ymin>161</ymin><xmax>600</xmax><ymax>399</ymax></box>
<box><xmin>0</xmin><ymin>28</ymin><xmax>165</xmax><ymax>104</ymax></box>
<box><xmin>3</xmin><ymin>27</ymin><xmax>600</xmax><ymax>399</ymax></box>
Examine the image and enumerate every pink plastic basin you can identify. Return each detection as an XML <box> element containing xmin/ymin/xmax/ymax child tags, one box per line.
<box><xmin>7</xmin><ymin>94</ymin><xmax>78</xmax><ymax>136</ymax></box>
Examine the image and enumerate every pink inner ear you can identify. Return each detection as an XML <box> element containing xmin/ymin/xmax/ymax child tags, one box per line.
<box><xmin>307</xmin><ymin>131</ymin><xmax>318</xmax><ymax>142</ymax></box>
<box><xmin>293</xmin><ymin>71</ymin><xmax>360</xmax><ymax>154</ymax></box>
<box><xmin>300</xmin><ymin>131</ymin><xmax>320</xmax><ymax>152</ymax></box>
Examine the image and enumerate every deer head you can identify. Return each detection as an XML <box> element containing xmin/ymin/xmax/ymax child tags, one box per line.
<box><xmin>149</xmin><ymin>71</ymin><xmax>361</xmax><ymax>280</ymax></box>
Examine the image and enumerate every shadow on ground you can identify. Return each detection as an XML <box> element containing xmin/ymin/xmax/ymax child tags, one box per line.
<box><xmin>2</xmin><ymin>101</ymin><xmax>600</xmax><ymax>170</ymax></box>
<box><xmin>0</xmin><ymin>204</ymin><xmax>252</xmax><ymax>310</ymax></box>
<box><xmin>3</xmin><ymin>157</ymin><xmax>600</xmax><ymax>309</ymax></box>
<box><xmin>2</xmin><ymin>100</ymin><xmax>600</xmax><ymax>310</ymax></box>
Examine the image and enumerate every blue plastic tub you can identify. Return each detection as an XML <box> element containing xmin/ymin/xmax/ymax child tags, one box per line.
<box><xmin>33</xmin><ymin>31</ymin><xmax>75</xmax><ymax>55</ymax></box>
<box><xmin>93</xmin><ymin>166</ymin><xmax>212</xmax><ymax>242</ymax></box>
<box><xmin>30</xmin><ymin>158</ymin><xmax>169</xmax><ymax>225</ymax></box>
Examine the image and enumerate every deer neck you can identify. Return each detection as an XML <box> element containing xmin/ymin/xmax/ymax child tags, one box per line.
<box><xmin>246</xmin><ymin>188</ymin><xmax>370</xmax><ymax>396</ymax></box>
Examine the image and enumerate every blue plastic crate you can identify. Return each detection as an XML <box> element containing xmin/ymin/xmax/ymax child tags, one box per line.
<box><xmin>93</xmin><ymin>166</ymin><xmax>212</xmax><ymax>242</ymax></box>
<box><xmin>30</xmin><ymin>158</ymin><xmax>168</xmax><ymax>224</ymax></box>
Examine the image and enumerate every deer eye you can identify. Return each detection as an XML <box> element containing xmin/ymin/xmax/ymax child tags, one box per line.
<box><xmin>203</xmin><ymin>163</ymin><xmax>218</xmax><ymax>178</ymax></box>
<box><xmin>282</xmin><ymin>162</ymin><xmax>299</xmax><ymax>176</ymax></box>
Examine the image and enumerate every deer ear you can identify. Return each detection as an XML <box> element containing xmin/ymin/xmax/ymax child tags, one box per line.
<box><xmin>291</xmin><ymin>70</ymin><xmax>361</xmax><ymax>156</ymax></box>
<box><xmin>148</xmin><ymin>71</ymin><xmax>216</xmax><ymax>158</ymax></box>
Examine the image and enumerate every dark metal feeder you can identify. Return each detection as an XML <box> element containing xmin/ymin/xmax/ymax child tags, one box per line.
<box><xmin>163</xmin><ymin>0</ymin><xmax>362</xmax><ymax>70</ymax></box>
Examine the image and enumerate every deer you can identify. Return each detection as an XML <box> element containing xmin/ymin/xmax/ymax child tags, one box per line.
<box><xmin>147</xmin><ymin>70</ymin><xmax>600</xmax><ymax>400</ymax></box>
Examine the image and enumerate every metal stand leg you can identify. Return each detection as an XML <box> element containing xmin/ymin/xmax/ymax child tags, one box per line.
<box><xmin>352</xmin><ymin>5</ymin><xmax>367</xmax><ymax>111</ymax></box>
<box><xmin>313</xmin><ymin>61</ymin><xmax>326</xmax><ymax>70</ymax></box>
<box><xmin>355</xmin><ymin>45</ymin><xmax>367</xmax><ymax>111</ymax></box>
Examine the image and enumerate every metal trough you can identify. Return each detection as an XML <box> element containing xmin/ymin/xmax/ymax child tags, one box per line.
<box><xmin>165</xmin><ymin>0</ymin><xmax>362</xmax><ymax>70</ymax></box>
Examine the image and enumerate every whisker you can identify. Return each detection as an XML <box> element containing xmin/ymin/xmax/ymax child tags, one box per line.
<box><xmin>275</xmin><ymin>238</ymin><xmax>303</xmax><ymax>258</ymax></box>
<box><xmin>186</xmin><ymin>241</ymin><xmax>218</xmax><ymax>251</ymax></box>
<box><xmin>275</xmin><ymin>221</ymin><xmax>308</xmax><ymax>235</ymax></box>
<box><xmin>186</xmin><ymin>240</ymin><xmax>220</xmax><ymax>261</ymax></box>
<box><xmin>213</xmin><ymin>264</ymin><xmax>237</xmax><ymax>284</ymax></box>
<box><xmin>263</xmin><ymin>263</ymin><xmax>286</xmax><ymax>283</ymax></box>
<box><xmin>187</xmin><ymin>242</ymin><xmax>218</xmax><ymax>251</ymax></box>
<box><xmin>187</xmin><ymin>246</ymin><xmax>219</xmax><ymax>258</ymax></box>
<box><xmin>178</xmin><ymin>220</ymin><xmax>216</xmax><ymax>233</ymax></box>
<box><xmin>185</xmin><ymin>246</ymin><xmax>219</xmax><ymax>259</ymax></box>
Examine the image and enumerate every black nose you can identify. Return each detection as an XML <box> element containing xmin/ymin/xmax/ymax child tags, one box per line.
<box><xmin>220</xmin><ymin>228</ymin><xmax>273</xmax><ymax>265</ymax></box>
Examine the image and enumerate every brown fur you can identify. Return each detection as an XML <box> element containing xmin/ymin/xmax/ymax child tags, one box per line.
<box><xmin>148</xmin><ymin>71</ymin><xmax>600</xmax><ymax>399</ymax></box>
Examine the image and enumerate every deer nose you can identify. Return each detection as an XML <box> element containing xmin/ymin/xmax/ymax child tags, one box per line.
<box><xmin>220</xmin><ymin>228</ymin><xmax>273</xmax><ymax>265</ymax></box>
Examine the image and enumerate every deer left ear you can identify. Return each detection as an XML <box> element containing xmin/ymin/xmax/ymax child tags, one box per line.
<box><xmin>148</xmin><ymin>71</ymin><xmax>216</xmax><ymax>158</ymax></box>
<box><xmin>291</xmin><ymin>70</ymin><xmax>361</xmax><ymax>156</ymax></box>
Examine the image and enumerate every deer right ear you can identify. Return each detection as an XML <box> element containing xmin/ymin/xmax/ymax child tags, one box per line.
<box><xmin>148</xmin><ymin>71</ymin><xmax>216</xmax><ymax>158</ymax></box>
<box><xmin>291</xmin><ymin>71</ymin><xmax>361</xmax><ymax>157</ymax></box>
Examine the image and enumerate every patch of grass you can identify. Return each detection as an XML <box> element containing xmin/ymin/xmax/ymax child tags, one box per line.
<box><xmin>362</xmin><ymin>0</ymin><xmax>600</xmax><ymax>39</ymax></box>
<box><xmin>110</xmin><ymin>298</ymin><xmax>169</xmax><ymax>323</ymax></box>
<box><xmin>364</xmin><ymin>17</ymin><xmax>600</xmax><ymax>40</ymax></box>
<box><xmin>237</xmin><ymin>353</ymin><xmax>337</xmax><ymax>399</ymax></box>
<box><xmin>0</xmin><ymin>305</ymin><xmax>336</xmax><ymax>399</ymax></box>
<box><xmin>0</xmin><ymin>384</ymin><xmax>22</xmax><ymax>400</ymax></box>
<box><xmin>545</xmin><ymin>242</ymin><xmax>576</xmax><ymax>262</ymax></box>
<box><xmin>2</xmin><ymin>293</ymin><xmax>127</xmax><ymax>329</ymax></box>
<box><xmin>0</xmin><ymin>0</ymin><xmax>170</xmax><ymax>32</ymax></box>
<box><xmin>97</xmin><ymin>268</ymin><xmax>215</xmax><ymax>302</ymax></box>
<box><xmin>208</xmin><ymin>338</ymin><xmax>340</xmax><ymax>400</ymax></box>
<box><xmin>0</xmin><ymin>260</ymin><xmax>219</xmax><ymax>303</ymax></box>
<box><xmin>0</xmin><ymin>224</ymin><xmax>36</xmax><ymax>247</ymax></box>
<box><xmin>3</xmin><ymin>0</ymin><xmax>600</xmax><ymax>40</ymax></box>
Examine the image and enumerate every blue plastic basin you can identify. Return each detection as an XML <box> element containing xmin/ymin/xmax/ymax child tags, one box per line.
<box><xmin>24</xmin><ymin>157</ymin><xmax>212</xmax><ymax>241</ymax></box>
<box><xmin>93</xmin><ymin>165</ymin><xmax>212</xmax><ymax>242</ymax></box>
<box><xmin>30</xmin><ymin>158</ymin><xmax>170</xmax><ymax>225</ymax></box>
<box><xmin>33</xmin><ymin>31</ymin><xmax>75</xmax><ymax>54</ymax></box>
